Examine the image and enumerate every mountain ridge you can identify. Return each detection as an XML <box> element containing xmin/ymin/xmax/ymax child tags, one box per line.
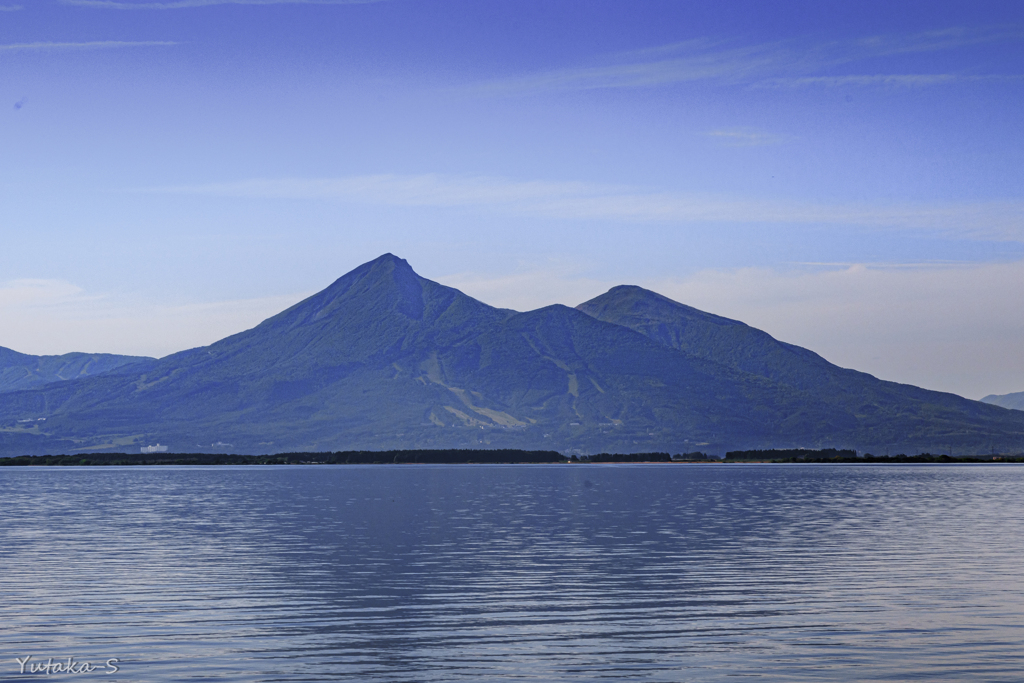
<box><xmin>981</xmin><ymin>391</ymin><xmax>1024</xmax><ymax>411</ymax></box>
<box><xmin>0</xmin><ymin>346</ymin><xmax>153</xmax><ymax>395</ymax></box>
<box><xmin>1</xmin><ymin>254</ymin><xmax>1022</xmax><ymax>456</ymax></box>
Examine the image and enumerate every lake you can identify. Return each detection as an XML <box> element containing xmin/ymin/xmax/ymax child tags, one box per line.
<box><xmin>2</xmin><ymin>464</ymin><xmax>1023</xmax><ymax>681</ymax></box>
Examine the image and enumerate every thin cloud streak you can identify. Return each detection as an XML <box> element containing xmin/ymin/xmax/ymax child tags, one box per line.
<box><xmin>144</xmin><ymin>174</ymin><xmax>1024</xmax><ymax>240</ymax></box>
<box><xmin>705</xmin><ymin>128</ymin><xmax>786</xmax><ymax>146</ymax></box>
<box><xmin>479</xmin><ymin>26</ymin><xmax>1024</xmax><ymax>93</ymax></box>
<box><xmin>0</xmin><ymin>40</ymin><xmax>177</xmax><ymax>51</ymax></box>
<box><xmin>848</xmin><ymin>25</ymin><xmax>1024</xmax><ymax>56</ymax></box>
<box><xmin>0</xmin><ymin>279</ymin><xmax>98</xmax><ymax>310</ymax></box>
<box><xmin>0</xmin><ymin>5</ymin><xmax>23</xmax><ymax>10</ymax></box>
<box><xmin>481</xmin><ymin>40</ymin><xmax>788</xmax><ymax>92</ymax></box>
<box><xmin>756</xmin><ymin>74</ymin><xmax>1024</xmax><ymax>88</ymax></box>
<box><xmin>63</xmin><ymin>0</ymin><xmax>384</xmax><ymax>8</ymax></box>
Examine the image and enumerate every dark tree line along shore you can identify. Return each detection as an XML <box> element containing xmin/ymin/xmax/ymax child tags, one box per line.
<box><xmin>0</xmin><ymin>450</ymin><xmax>562</xmax><ymax>466</ymax></box>
<box><xmin>723</xmin><ymin>449</ymin><xmax>1022</xmax><ymax>463</ymax></box>
<box><xmin>1</xmin><ymin>448</ymin><xmax>1022</xmax><ymax>466</ymax></box>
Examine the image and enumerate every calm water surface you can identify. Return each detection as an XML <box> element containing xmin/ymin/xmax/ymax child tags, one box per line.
<box><xmin>2</xmin><ymin>464</ymin><xmax>1023</xmax><ymax>681</ymax></box>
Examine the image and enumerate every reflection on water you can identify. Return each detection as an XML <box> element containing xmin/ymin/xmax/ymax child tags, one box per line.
<box><xmin>2</xmin><ymin>464</ymin><xmax>1023</xmax><ymax>681</ymax></box>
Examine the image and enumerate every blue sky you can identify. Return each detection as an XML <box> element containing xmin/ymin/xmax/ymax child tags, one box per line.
<box><xmin>1</xmin><ymin>0</ymin><xmax>1023</xmax><ymax>398</ymax></box>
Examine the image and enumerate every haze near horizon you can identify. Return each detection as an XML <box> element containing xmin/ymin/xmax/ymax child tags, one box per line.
<box><xmin>1</xmin><ymin>0</ymin><xmax>1022</xmax><ymax>399</ymax></box>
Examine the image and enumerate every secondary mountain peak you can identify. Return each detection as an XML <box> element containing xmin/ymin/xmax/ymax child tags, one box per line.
<box><xmin>580</xmin><ymin>285</ymin><xmax>747</xmax><ymax>331</ymax></box>
<box><xmin>577</xmin><ymin>284</ymin><xmax>843</xmax><ymax>390</ymax></box>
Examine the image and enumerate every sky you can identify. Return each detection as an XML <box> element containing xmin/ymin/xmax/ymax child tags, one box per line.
<box><xmin>1</xmin><ymin>0</ymin><xmax>1022</xmax><ymax>399</ymax></box>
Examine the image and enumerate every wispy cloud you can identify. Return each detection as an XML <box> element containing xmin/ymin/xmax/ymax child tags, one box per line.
<box><xmin>0</xmin><ymin>279</ymin><xmax>96</xmax><ymax>310</ymax></box>
<box><xmin>141</xmin><ymin>174</ymin><xmax>1024</xmax><ymax>240</ymax></box>
<box><xmin>0</xmin><ymin>4</ymin><xmax>23</xmax><ymax>10</ymax></box>
<box><xmin>756</xmin><ymin>74</ymin><xmax>1024</xmax><ymax>88</ymax></box>
<box><xmin>62</xmin><ymin>0</ymin><xmax>384</xmax><ymax>8</ymax></box>
<box><xmin>0</xmin><ymin>40</ymin><xmax>177</xmax><ymax>52</ymax></box>
<box><xmin>480</xmin><ymin>26</ymin><xmax>1024</xmax><ymax>93</ymax></box>
<box><xmin>704</xmin><ymin>128</ymin><xmax>786</xmax><ymax>147</ymax></box>
<box><xmin>153</xmin><ymin>175</ymin><xmax>600</xmax><ymax>206</ymax></box>
<box><xmin>846</xmin><ymin>26</ymin><xmax>1022</xmax><ymax>57</ymax></box>
<box><xmin>480</xmin><ymin>39</ymin><xmax>787</xmax><ymax>92</ymax></box>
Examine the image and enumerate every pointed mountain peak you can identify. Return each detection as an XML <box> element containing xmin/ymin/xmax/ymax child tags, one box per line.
<box><xmin>236</xmin><ymin>254</ymin><xmax>509</xmax><ymax>345</ymax></box>
<box><xmin>313</xmin><ymin>252</ymin><xmax>419</xmax><ymax>295</ymax></box>
<box><xmin>365</xmin><ymin>252</ymin><xmax>414</xmax><ymax>272</ymax></box>
<box><xmin>266</xmin><ymin>253</ymin><xmax>429</xmax><ymax>329</ymax></box>
<box><xmin>336</xmin><ymin>253</ymin><xmax>417</xmax><ymax>288</ymax></box>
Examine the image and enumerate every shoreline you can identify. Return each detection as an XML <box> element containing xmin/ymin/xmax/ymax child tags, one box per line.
<box><xmin>2</xmin><ymin>451</ymin><xmax>1023</xmax><ymax>466</ymax></box>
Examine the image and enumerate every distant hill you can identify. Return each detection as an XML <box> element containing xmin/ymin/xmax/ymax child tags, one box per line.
<box><xmin>1</xmin><ymin>254</ymin><xmax>1022</xmax><ymax>456</ymax></box>
<box><xmin>981</xmin><ymin>391</ymin><xmax>1024</xmax><ymax>411</ymax></box>
<box><xmin>0</xmin><ymin>346</ymin><xmax>153</xmax><ymax>394</ymax></box>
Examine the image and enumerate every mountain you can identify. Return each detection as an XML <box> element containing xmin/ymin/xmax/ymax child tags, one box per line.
<box><xmin>1</xmin><ymin>254</ymin><xmax>1023</xmax><ymax>456</ymax></box>
<box><xmin>0</xmin><ymin>346</ymin><xmax>153</xmax><ymax>394</ymax></box>
<box><xmin>981</xmin><ymin>391</ymin><xmax>1024</xmax><ymax>411</ymax></box>
<box><xmin>576</xmin><ymin>285</ymin><xmax>1002</xmax><ymax>421</ymax></box>
<box><xmin>577</xmin><ymin>285</ymin><xmax>849</xmax><ymax>391</ymax></box>
<box><xmin>575</xmin><ymin>285</ymin><xmax>1024</xmax><ymax>454</ymax></box>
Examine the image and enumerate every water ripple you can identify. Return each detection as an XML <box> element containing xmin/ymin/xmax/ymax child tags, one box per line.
<box><xmin>2</xmin><ymin>464</ymin><xmax>1023</xmax><ymax>681</ymax></box>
